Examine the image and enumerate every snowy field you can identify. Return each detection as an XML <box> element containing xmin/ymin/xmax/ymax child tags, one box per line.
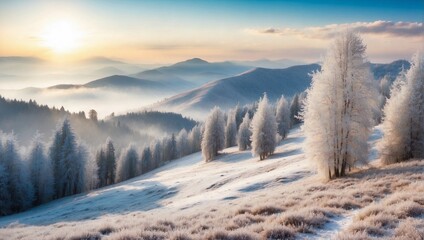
<box><xmin>1</xmin><ymin>126</ymin><xmax>423</xmax><ymax>239</ymax></box>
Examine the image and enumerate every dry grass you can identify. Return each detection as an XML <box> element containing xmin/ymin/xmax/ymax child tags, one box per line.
<box><xmin>1</xmin><ymin>160</ymin><xmax>423</xmax><ymax>240</ymax></box>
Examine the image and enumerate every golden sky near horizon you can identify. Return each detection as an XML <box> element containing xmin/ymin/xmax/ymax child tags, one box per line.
<box><xmin>0</xmin><ymin>1</ymin><xmax>423</xmax><ymax>64</ymax></box>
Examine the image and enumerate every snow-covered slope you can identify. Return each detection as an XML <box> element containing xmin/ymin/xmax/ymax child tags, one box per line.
<box><xmin>0</xmin><ymin>126</ymin><xmax>310</xmax><ymax>227</ymax></box>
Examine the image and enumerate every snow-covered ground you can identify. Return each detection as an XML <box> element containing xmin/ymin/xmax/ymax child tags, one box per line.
<box><xmin>0</xmin><ymin>126</ymin><xmax>310</xmax><ymax>227</ymax></box>
<box><xmin>2</xmin><ymin>125</ymin><xmax>422</xmax><ymax>240</ymax></box>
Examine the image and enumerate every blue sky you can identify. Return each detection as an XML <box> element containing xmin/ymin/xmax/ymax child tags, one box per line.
<box><xmin>0</xmin><ymin>0</ymin><xmax>423</xmax><ymax>62</ymax></box>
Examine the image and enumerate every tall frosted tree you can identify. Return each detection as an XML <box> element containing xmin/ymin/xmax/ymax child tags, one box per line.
<box><xmin>224</xmin><ymin>111</ymin><xmax>237</xmax><ymax>148</ymax></box>
<box><xmin>117</xmin><ymin>145</ymin><xmax>139</xmax><ymax>182</ymax></box>
<box><xmin>301</xmin><ymin>31</ymin><xmax>376</xmax><ymax>180</ymax></box>
<box><xmin>237</xmin><ymin>113</ymin><xmax>252</xmax><ymax>151</ymax></box>
<box><xmin>275</xmin><ymin>95</ymin><xmax>291</xmax><ymax>139</ymax></box>
<box><xmin>28</xmin><ymin>134</ymin><xmax>53</xmax><ymax>205</ymax></box>
<box><xmin>379</xmin><ymin>53</ymin><xmax>424</xmax><ymax>164</ymax></box>
<box><xmin>250</xmin><ymin>94</ymin><xmax>278</xmax><ymax>160</ymax></box>
<box><xmin>202</xmin><ymin>107</ymin><xmax>225</xmax><ymax>162</ymax></box>
<box><xmin>50</xmin><ymin>119</ymin><xmax>85</xmax><ymax>197</ymax></box>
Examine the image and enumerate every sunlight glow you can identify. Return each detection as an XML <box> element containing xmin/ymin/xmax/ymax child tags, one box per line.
<box><xmin>40</xmin><ymin>20</ymin><xmax>82</xmax><ymax>53</ymax></box>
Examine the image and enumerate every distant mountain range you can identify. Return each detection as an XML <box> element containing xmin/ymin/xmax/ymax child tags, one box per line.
<box><xmin>152</xmin><ymin>60</ymin><xmax>410</xmax><ymax>118</ymax></box>
<box><xmin>370</xmin><ymin>60</ymin><xmax>410</xmax><ymax>81</ymax></box>
<box><xmin>134</xmin><ymin>58</ymin><xmax>252</xmax><ymax>85</ymax></box>
<box><xmin>151</xmin><ymin>64</ymin><xmax>320</xmax><ymax>117</ymax></box>
<box><xmin>232</xmin><ymin>58</ymin><xmax>306</xmax><ymax>69</ymax></box>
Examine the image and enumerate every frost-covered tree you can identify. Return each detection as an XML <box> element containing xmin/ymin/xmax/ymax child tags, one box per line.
<box><xmin>161</xmin><ymin>137</ymin><xmax>172</xmax><ymax>163</ymax></box>
<box><xmin>225</xmin><ymin>111</ymin><xmax>237</xmax><ymax>148</ymax></box>
<box><xmin>140</xmin><ymin>147</ymin><xmax>152</xmax><ymax>174</ymax></box>
<box><xmin>201</xmin><ymin>107</ymin><xmax>225</xmax><ymax>162</ymax></box>
<box><xmin>151</xmin><ymin>140</ymin><xmax>162</xmax><ymax>168</ymax></box>
<box><xmin>290</xmin><ymin>94</ymin><xmax>301</xmax><ymax>126</ymax></box>
<box><xmin>0</xmin><ymin>162</ymin><xmax>11</xmax><ymax>215</ymax></box>
<box><xmin>380</xmin><ymin>76</ymin><xmax>391</xmax><ymax>100</ymax></box>
<box><xmin>95</xmin><ymin>148</ymin><xmax>107</xmax><ymax>187</ymax></box>
<box><xmin>117</xmin><ymin>145</ymin><xmax>139</xmax><ymax>182</ymax></box>
<box><xmin>275</xmin><ymin>95</ymin><xmax>291</xmax><ymax>139</ymax></box>
<box><xmin>50</xmin><ymin>119</ymin><xmax>85</xmax><ymax>197</ymax></box>
<box><xmin>28</xmin><ymin>134</ymin><xmax>53</xmax><ymax>205</ymax></box>
<box><xmin>188</xmin><ymin>124</ymin><xmax>202</xmax><ymax>153</ymax></box>
<box><xmin>104</xmin><ymin>138</ymin><xmax>116</xmax><ymax>185</ymax></box>
<box><xmin>237</xmin><ymin>113</ymin><xmax>252</xmax><ymax>151</ymax></box>
<box><xmin>379</xmin><ymin>53</ymin><xmax>424</xmax><ymax>164</ymax></box>
<box><xmin>85</xmin><ymin>153</ymin><xmax>98</xmax><ymax>191</ymax></box>
<box><xmin>301</xmin><ymin>31</ymin><xmax>376</xmax><ymax>180</ymax></box>
<box><xmin>169</xmin><ymin>133</ymin><xmax>178</xmax><ymax>160</ymax></box>
<box><xmin>250</xmin><ymin>94</ymin><xmax>278</xmax><ymax>160</ymax></box>
<box><xmin>2</xmin><ymin>135</ymin><xmax>34</xmax><ymax>212</ymax></box>
<box><xmin>177</xmin><ymin>129</ymin><xmax>190</xmax><ymax>157</ymax></box>
<box><xmin>233</xmin><ymin>104</ymin><xmax>244</xmax><ymax>129</ymax></box>
<box><xmin>96</xmin><ymin>138</ymin><xmax>116</xmax><ymax>187</ymax></box>
<box><xmin>375</xmin><ymin>76</ymin><xmax>392</xmax><ymax>123</ymax></box>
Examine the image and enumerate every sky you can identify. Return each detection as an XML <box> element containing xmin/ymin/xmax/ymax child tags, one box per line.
<box><xmin>0</xmin><ymin>0</ymin><xmax>423</xmax><ymax>63</ymax></box>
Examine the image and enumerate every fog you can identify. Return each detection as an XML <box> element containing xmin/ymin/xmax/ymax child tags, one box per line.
<box><xmin>0</xmin><ymin>87</ymin><xmax>172</xmax><ymax>119</ymax></box>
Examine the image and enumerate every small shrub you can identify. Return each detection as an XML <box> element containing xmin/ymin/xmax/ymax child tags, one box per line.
<box><xmin>356</xmin><ymin>205</ymin><xmax>384</xmax><ymax>220</ymax></box>
<box><xmin>394</xmin><ymin>201</ymin><xmax>424</xmax><ymax>218</ymax></box>
<box><xmin>251</xmin><ymin>205</ymin><xmax>283</xmax><ymax>216</ymax></box>
<box><xmin>347</xmin><ymin>221</ymin><xmax>386</xmax><ymax>237</ymax></box>
<box><xmin>262</xmin><ymin>226</ymin><xmax>295</xmax><ymax>240</ymax></box>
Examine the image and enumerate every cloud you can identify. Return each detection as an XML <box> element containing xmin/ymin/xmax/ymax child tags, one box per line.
<box><xmin>249</xmin><ymin>21</ymin><xmax>424</xmax><ymax>38</ymax></box>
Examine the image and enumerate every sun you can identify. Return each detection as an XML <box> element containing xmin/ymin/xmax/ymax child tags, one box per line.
<box><xmin>41</xmin><ymin>20</ymin><xmax>82</xmax><ymax>53</ymax></box>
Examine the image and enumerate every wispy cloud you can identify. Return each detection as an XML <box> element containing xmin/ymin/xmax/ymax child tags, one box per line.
<box><xmin>248</xmin><ymin>21</ymin><xmax>424</xmax><ymax>38</ymax></box>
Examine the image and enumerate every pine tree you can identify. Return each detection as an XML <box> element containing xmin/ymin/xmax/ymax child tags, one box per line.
<box><xmin>237</xmin><ymin>113</ymin><xmax>252</xmax><ymax>151</ymax></box>
<box><xmin>151</xmin><ymin>140</ymin><xmax>162</xmax><ymax>168</ymax></box>
<box><xmin>290</xmin><ymin>94</ymin><xmax>300</xmax><ymax>126</ymax></box>
<box><xmin>169</xmin><ymin>134</ymin><xmax>178</xmax><ymax>160</ymax></box>
<box><xmin>250</xmin><ymin>94</ymin><xmax>278</xmax><ymax>160</ymax></box>
<box><xmin>2</xmin><ymin>135</ymin><xmax>34</xmax><ymax>212</ymax></box>
<box><xmin>28</xmin><ymin>134</ymin><xmax>53</xmax><ymax>205</ymax></box>
<box><xmin>96</xmin><ymin>148</ymin><xmax>107</xmax><ymax>187</ymax></box>
<box><xmin>105</xmin><ymin>138</ymin><xmax>116</xmax><ymax>185</ymax></box>
<box><xmin>141</xmin><ymin>147</ymin><xmax>152</xmax><ymax>174</ymax></box>
<box><xmin>201</xmin><ymin>107</ymin><xmax>225</xmax><ymax>162</ymax></box>
<box><xmin>50</xmin><ymin>119</ymin><xmax>85</xmax><ymax>197</ymax></box>
<box><xmin>0</xmin><ymin>162</ymin><xmax>11</xmax><ymax>215</ymax></box>
<box><xmin>301</xmin><ymin>31</ymin><xmax>376</xmax><ymax>179</ymax></box>
<box><xmin>117</xmin><ymin>145</ymin><xmax>139</xmax><ymax>182</ymax></box>
<box><xmin>275</xmin><ymin>95</ymin><xmax>291</xmax><ymax>139</ymax></box>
